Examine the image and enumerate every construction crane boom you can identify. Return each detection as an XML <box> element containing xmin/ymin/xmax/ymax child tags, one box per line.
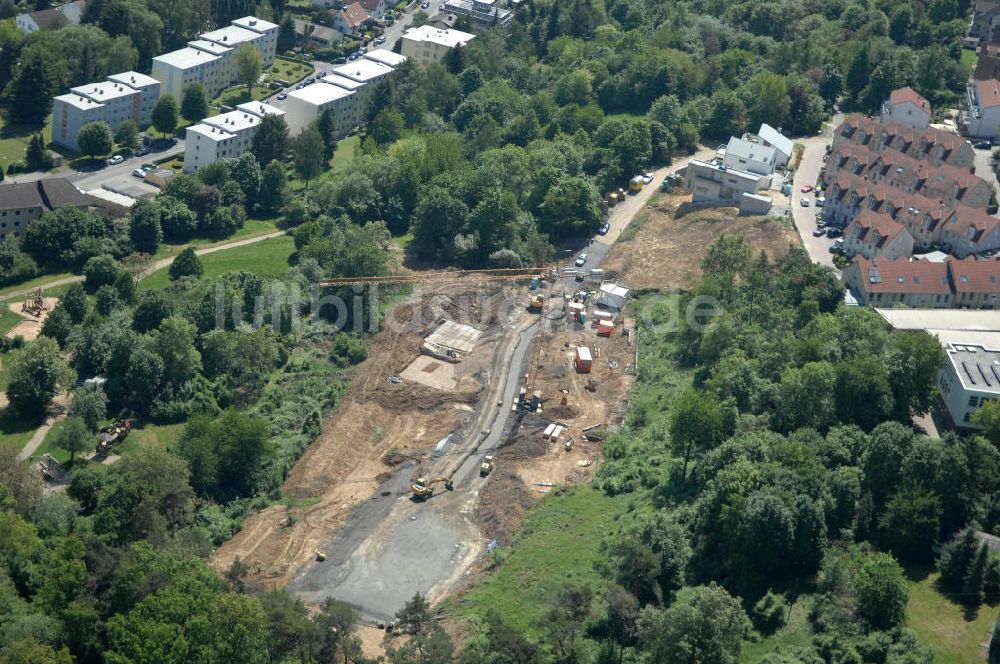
<box><xmin>319</xmin><ymin>267</ymin><xmax>543</xmax><ymax>287</ymax></box>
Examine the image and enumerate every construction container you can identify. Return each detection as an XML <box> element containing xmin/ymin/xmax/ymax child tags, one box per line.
<box><xmin>543</xmin><ymin>423</ymin><xmax>556</xmax><ymax>439</ymax></box>
<box><xmin>593</xmin><ymin>309</ymin><xmax>613</xmax><ymax>322</ymax></box>
<box><xmin>597</xmin><ymin>320</ymin><xmax>614</xmax><ymax>336</ymax></box>
<box><xmin>579</xmin><ymin>311</ymin><xmax>586</xmax><ymax>324</ymax></box>
<box><xmin>530</xmin><ymin>276</ymin><xmax>539</xmax><ymax>290</ymax></box>
<box><xmin>568</xmin><ymin>302</ymin><xmax>584</xmax><ymax>320</ymax></box>
<box><xmin>576</xmin><ymin>346</ymin><xmax>593</xmax><ymax>373</ymax></box>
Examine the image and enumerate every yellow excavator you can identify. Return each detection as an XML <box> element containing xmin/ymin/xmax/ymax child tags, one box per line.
<box><xmin>528</xmin><ymin>294</ymin><xmax>544</xmax><ymax>312</ymax></box>
<box><xmin>411</xmin><ymin>476</ymin><xmax>454</xmax><ymax>500</ymax></box>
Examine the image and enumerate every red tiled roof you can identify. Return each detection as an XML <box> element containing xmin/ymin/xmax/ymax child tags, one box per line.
<box><xmin>836</xmin><ymin>114</ymin><xmax>968</xmax><ymax>157</ymax></box>
<box><xmin>890</xmin><ymin>86</ymin><xmax>930</xmax><ymax>112</ymax></box>
<box><xmin>853</xmin><ymin>257</ymin><xmax>952</xmax><ymax>294</ymax></box>
<box><xmin>340</xmin><ymin>2</ymin><xmax>369</xmax><ymax>28</ymax></box>
<box><xmin>359</xmin><ymin>0</ymin><xmax>383</xmax><ymax>12</ymax></box>
<box><xmin>848</xmin><ymin>210</ymin><xmax>909</xmax><ymax>248</ymax></box>
<box><xmin>977</xmin><ymin>79</ymin><xmax>1000</xmax><ymax>109</ymax></box>
<box><xmin>948</xmin><ymin>257</ymin><xmax>1000</xmax><ymax>292</ymax></box>
<box><xmin>940</xmin><ymin>203</ymin><xmax>1000</xmax><ymax>243</ymax></box>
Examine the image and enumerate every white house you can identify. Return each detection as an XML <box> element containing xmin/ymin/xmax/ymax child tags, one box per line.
<box><xmin>685</xmin><ymin>160</ymin><xmax>767</xmax><ymax>208</ymax></box>
<box><xmin>756</xmin><ymin>123</ymin><xmax>793</xmax><ymax>168</ymax></box>
<box><xmin>401</xmin><ymin>25</ymin><xmax>476</xmax><ymax>66</ymax></box>
<box><xmin>880</xmin><ymin>86</ymin><xmax>931</xmax><ymax>129</ymax></box>
<box><xmin>283</xmin><ymin>83</ymin><xmax>359</xmax><ymax>137</ymax></box>
<box><xmin>106</xmin><ymin>72</ymin><xmax>161</xmax><ymax>125</ymax></box>
<box><xmin>330</xmin><ymin>56</ymin><xmax>396</xmax><ymax>109</ymax></box>
<box><xmin>183</xmin><ymin>102</ymin><xmax>284</xmax><ymax>173</ymax></box>
<box><xmin>359</xmin><ymin>0</ymin><xmax>387</xmax><ymax>20</ymax></box>
<box><xmin>15</xmin><ymin>0</ymin><xmax>84</xmax><ymax>33</ymax></box>
<box><xmin>722</xmin><ymin>136</ymin><xmax>777</xmax><ymax>176</ymax></box>
<box><xmin>51</xmin><ymin>71</ymin><xmax>162</xmax><ymax>151</ymax></box>
<box><xmin>363</xmin><ymin>49</ymin><xmax>408</xmax><ymax>69</ymax></box>
<box><xmin>963</xmin><ymin>78</ymin><xmax>1000</xmax><ymax>139</ymax></box>
<box><xmin>938</xmin><ymin>342</ymin><xmax>1000</xmax><ymax>429</ymax></box>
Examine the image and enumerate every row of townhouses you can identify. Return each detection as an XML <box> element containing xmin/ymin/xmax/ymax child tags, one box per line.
<box><xmin>51</xmin><ymin>16</ymin><xmax>278</xmax><ymax>152</ymax></box>
<box><xmin>843</xmin><ymin>256</ymin><xmax>1000</xmax><ymax>309</ymax></box>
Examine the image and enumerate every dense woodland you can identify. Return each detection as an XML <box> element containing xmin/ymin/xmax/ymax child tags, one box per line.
<box><xmin>0</xmin><ymin>0</ymin><xmax>995</xmax><ymax>661</ymax></box>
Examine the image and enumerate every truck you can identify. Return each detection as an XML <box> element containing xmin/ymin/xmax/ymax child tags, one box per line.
<box><xmin>480</xmin><ymin>455</ymin><xmax>494</xmax><ymax>476</ymax></box>
<box><xmin>629</xmin><ymin>175</ymin><xmax>644</xmax><ymax>192</ymax></box>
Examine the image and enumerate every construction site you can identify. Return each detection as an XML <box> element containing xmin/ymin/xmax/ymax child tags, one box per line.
<box><xmin>211</xmin><ymin>266</ymin><xmax>636</xmax><ymax>622</ymax></box>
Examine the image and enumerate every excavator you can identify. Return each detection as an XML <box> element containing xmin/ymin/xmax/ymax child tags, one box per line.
<box><xmin>411</xmin><ymin>476</ymin><xmax>454</xmax><ymax>500</ymax></box>
<box><xmin>528</xmin><ymin>294</ymin><xmax>544</xmax><ymax>312</ymax></box>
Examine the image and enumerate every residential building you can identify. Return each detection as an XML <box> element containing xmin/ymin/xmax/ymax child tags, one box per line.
<box><xmin>363</xmin><ymin>49</ymin><xmax>407</xmax><ymax>68</ymax></box>
<box><xmin>975</xmin><ymin>43</ymin><xmax>1000</xmax><ymax>81</ymax></box>
<box><xmin>0</xmin><ymin>179</ymin><xmax>91</xmax><ymax>241</ymax></box>
<box><xmin>963</xmin><ymin>78</ymin><xmax>1000</xmax><ymax>139</ymax></box>
<box><xmin>684</xmin><ymin>160</ymin><xmax>768</xmax><ymax>211</ymax></box>
<box><xmin>950</xmin><ymin>258</ymin><xmax>1000</xmax><ymax>309</ymax></box>
<box><xmin>15</xmin><ymin>0</ymin><xmax>84</xmax><ymax>33</ymax></box>
<box><xmin>938</xmin><ymin>341</ymin><xmax>1000</xmax><ymax>429</ymax></box>
<box><xmin>974</xmin><ymin>0</ymin><xmax>1000</xmax><ymax>40</ymax></box>
<box><xmin>441</xmin><ymin>0</ymin><xmax>513</xmax><ymax>28</ymax></box>
<box><xmin>823</xmin><ymin>143</ymin><xmax>991</xmax><ymax>209</ymax></box>
<box><xmin>722</xmin><ymin>136</ymin><xmax>778</xmax><ymax>176</ymax></box>
<box><xmin>833</xmin><ymin>114</ymin><xmax>974</xmax><ymax>169</ymax></box>
<box><xmin>359</xmin><ymin>0</ymin><xmax>387</xmax><ymax>20</ymax></box>
<box><xmin>51</xmin><ymin>71</ymin><xmax>162</xmax><ymax>151</ymax></box>
<box><xmin>880</xmin><ymin>86</ymin><xmax>931</xmax><ymax>129</ymax></box>
<box><xmin>335</xmin><ymin>3</ymin><xmax>371</xmax><ymax>35</ymax></box>
<box><xmin>842</xmin><ymin>210</ymin><xmax>915</xmax><ymax>261</ymax></box>
<box><xmin>183</xmin><ymin>102</ymin><xmax>284</xmax><ymax>173</ymax></box>
<box><xmin>842</xmin><ymin>257</ymin><xmax>954</xmax><ymax>308</ymax></box>
<box><xmin>152</xmin><ymin>16</ymin><xmax>277</xmax><ymax>102</ymax></box>
<box><xmin>330</xmin><ymin>56</ymin><xmax>396</xmax><ymax>109</ymax></box>
<box><xmin>401</xmin><ymin>25</ymin><xmax>476</xmax><ymax>66</ymax></box>
<box><xmin>293</xmin><ymin>19</ymin><xmax>341</xmax><ymax>46</ymax></box>
<box><xmin>936</xmin><ymin>204</ymin><xmax>1000</xmax><ymax>257</ymax></box>
<box><xmin>756</xmin><ymin>123</ymin><xmax>793</xmax><ymax>168</ymax></box>
<box><xmin>283</xmin><ymin>83</ymin><xmax>359</xmax><ymax>137</ymax></box>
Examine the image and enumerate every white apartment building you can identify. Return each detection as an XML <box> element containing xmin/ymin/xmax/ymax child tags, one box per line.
<box><xmin>880</xmin><ymin>86</ymin><xmax>931</xmax><ymax>130</ymax></box>
<box><xmin>363</xmin><ymin>49</ymin><xmax>408</xmax><ymax>69</ymax></box>
<box><xmin>401</xmin><ymin>25</ymin><xmax>476</xmax><ymax>66</ymax></box>
<box><xmin>938</xmin><ymin>342</ymin><xmax>1000</xmax><ymax>429</ymax></box>
<box><xmin>963</xmin><ymin>78</ymin><xmax>1000</xmax><ymax>139</ymax></box>
<box><xmin>284</xmin><ymin>83</ymin><xmax>358</xmax><ymax>137</ymax></box>
<box><xmin>722</xmin><ymin>136</ymin><xmax>778</xmax><ymax>176</ymax></box>
<box><xmin>330</xmin><ymin>56</ymin><xmax>396</xmax><ymax>111</ymax></box>
<box><xmin>152</xmin><ymin>16</ymin><xmax>278</xmax><ymax>102</ymax></box>
<box><xmin>685</xmin><ymin>159</ymin><xmax>768</xmax><ymax>212</ymax></box>
<box><xmin>52</xmin><ymin>71</ymin><xmax>163</xmax><ymax>151</ymax></box>
<box><xmin>183</xmin><ymin>102</ymin><xmax>285</xmax><ymax>173</ymax></box>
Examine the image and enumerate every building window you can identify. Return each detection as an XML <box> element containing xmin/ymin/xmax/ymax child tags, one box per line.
<box><xmin>969</xmin><ymin>395</ymin><xmax>979</xmax><ymax>407</ymax></box>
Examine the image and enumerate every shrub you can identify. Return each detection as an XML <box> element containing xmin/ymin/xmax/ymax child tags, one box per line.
<box><xmin>752</xmin><ymin>590</ymin><xmax>788</xmax><ymax>635</ymax></box>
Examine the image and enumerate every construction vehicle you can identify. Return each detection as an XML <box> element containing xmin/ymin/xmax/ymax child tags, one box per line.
<box><xmin>528</xmin><ymin>294</ymin><xmax>544</xmax><ymax>312</ymax></box>
<box><xmin>96</xmin><ymin>419</ymin><xmax>132</xmax><ymax>455</ymax></box>
<box><xmin>315</xmin><ymin>549</ymin><xmax>327</xmax><ymax>562</ymax></box>
<box><xmin>629</xmin><ymin>175</ymin><xmax>644</xmax><ymax>192</ymax></box>
<box><xmin>21</xmin><ymin>289</ymin><xmax>45</xmax><ymax>317</ymax></box>
<box><xmin>411</xmin><ymin>476</ymin><xmax>454</xmax><ymax>500</ymax></box>
<box><xmin>479</xmin><ymin>455</ymin><xmax>494</xmax><ymax>476</ymax></box>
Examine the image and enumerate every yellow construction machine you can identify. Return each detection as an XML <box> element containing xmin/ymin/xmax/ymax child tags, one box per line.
<box><xmin>411</xmin><ymin>476</ymin><xmax>454</xmax><ymax>500</ymax></box>
<box><xmin>479</xmin><ymin>455</ymin><xmax>495</xmax><ymax>476</ymax></box>
<box><xmin>528</xmin><ymin>294</ymin><xmax>544</xmax><ymax>312</ymax></box>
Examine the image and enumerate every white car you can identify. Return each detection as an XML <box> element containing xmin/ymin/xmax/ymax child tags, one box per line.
<box><xmin>107</xmin><ymin>155</ymin><xmax>124</xmax><ymax>166</ymax></box>
<box><xmin>132</xmin><ymin>168</ymin><xmax>145</xmax><ymax>178</ymax></box>
<box><xmin>800</xmin><ymin>198</ymin><xmax>810</xmax><ymax>207</ymax></box>
<box><xmin>575</xmin><ymin>253</ymin><xmax>588</xmax><ymax>267</ymax></box>
<box><xmin>642</xmin><ymin>172</ymin><xmax>654</xmax><ymax>185</ymax></box>
<box><xmin>816</xmin><ymin>197</ymin><xmax>825</xmax><ymax>207</ymax></box>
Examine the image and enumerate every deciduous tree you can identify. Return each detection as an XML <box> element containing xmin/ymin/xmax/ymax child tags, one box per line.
<box><xmin>77</xmin><ymin>121</ymin><xmax>115</xmax><ymax>159</ymax></box>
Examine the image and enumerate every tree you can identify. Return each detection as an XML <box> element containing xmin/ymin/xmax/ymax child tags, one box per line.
<box><xmin>82</xmin><ymin>254</ymin><xmax>122</xmax><ymax>291</ymax></box>
<box><xmin>385</xmin><ymin>593</ymin><xmax>454</xmax><ymax>664</ymax></box>
<box><xmin>53</xmin><ymin>416</ymin><xmax>90</xmax><ymax>463</ymax></box>
<box><xmin>69</xmin><ymin>383</ymin><xmax>107</xmax><ymax>431</ymax></box>
<box><xmin>291</xmin><ymin>127</ymin><xmax>324</xmax><ymax>188</ymax></box>
<box><xmin>115</xmin><ymin>119</ymin><xmax>140</xmax><ymax>150</ymax></box>
<box><xmin>25</xmin><ymin>134</ymin><xmax>52</xmax><ymax>172</ymax></box>
<box><xmin>158</xmin><ymin>197</ymin><xmax>198</xmax><ymax>240</ymax></box>
<box><xmin>236</xmin><ymin>43</ymin><xmax>263</xmax><ymax>96</ymax></box>
<box><xmin>40</xmin><ymin>306</ymin><xmax>73</xmax><ymax>348</ymax></box>
<box><xmin>177</xmin><ymin>409</ymin><xmax>268</xmax><ymax>500</ymax></box>
<box><xmin>129</xmin><ymin>199</ymin><xmax>163</xmax><ymax>254</ymax></box>
<box><xmin>151</xmin><ymin>94</ymin><xmax>179</xmax><ymax>136</ymax></box>
<box><xmin>8</xmin><ymin>51</ymin><xmax>57</xmax><ymax>124</ymax></box>
<box><xmin>277</xmin><ymin>14</ymin><xmax>296</xmax><ymax>51</ymax></box>
<box><xmin>878</xmin><ymin>486</ymin><xmax>941</xmax><ymax>561</ymax></box>
<box><xmin>251</xmin><ymin>113</ymin><xmax>290</xmax><ymax>166</ymax></box>
<box><xmin>95</xmin><ymin>284</ymin><xmax>123</xmax><ymax>315</ymax></box>
<box><xmin>638</xmin><ymin>583</ymin><xmax>750</xmax><ymax>664</ymax></box>
<box><xmin>6</xmin><ymin>337</ymin><xmax>75</xmax><ymax>421</ymax></box>
<box><xmin>257</xmin><ymin>161</ymin><xmax>288</xmax><ymax>216</ymax></box>
<box><xmin>152</xmin><ymin>316</ymin><xmax>201</xmax><ymax>390</ymax></box>
<box><xmin>669</xmin><ymin>389</ymin><xmax>731</xmax><ymax>480</ymax></box>
<box><xmin>855</xmin><ymin>552</ymin><xmax>908</xmax><ymax>630</ymax></box>
<box><xmin>181</xmin><ymin>83</ymin><xmax>208</xmax><ymax>123</ymax></box>
<box><xmin>835</xmin><ymin>357</ymin><xmax>894</xmax><ymax>431</ymax></box>
<box><xmin>77</xmin><ymin>121</ymin><xmax>115</xmax><ymax>159</ymax></box>
<box><xmin>370</xmin><ymin>108</ymin><xmax>404</xmax><ymax>146</ymax></box>
<box><xmin>313</xmin><ymin>106</ymin><xmax>339</xmax><ymax>164</ymax></box>
<box><xmin>60</xmin><ymin>283</ymin><xmax>89</xmax><ymax>324</ymax></box>
<box><xmin>169</xmin><ymin>247</ymin><xmax>202</xmax><ymax>281</ymax></box>
<box><xmin>132</xmin><ymin>290</ymin><xmax>173</xmax><ymax>333</ymax></box>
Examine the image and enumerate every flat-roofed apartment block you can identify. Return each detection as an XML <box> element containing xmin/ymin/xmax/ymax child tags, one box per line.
<box><xmin>401</xmin><ymin>25</ymin><xmax>476</xmax><ymax>66</ymax></box>
<box><xmin>330</xmin><ymin>55</ymin><xmax>397</xmax><ymax>109</ymax></box>
<box><xmin>184</xmin><ymin>101</ymin><xmax>285</xmax><ymax>173</ymax></box>
<box><xmin>283</xmin><ymin>83</ymin><xmax>358</xmax><ymax>137</ymax></box>
<box><xmin>722</xmin><ymin>136</ymin><xmax>778</xmax><ymax>176</ymax></box>
<box><xmin>938</xmin><ymin>342</ymin><xmax>1000</xmax><ymax>429</ymax></box>
<box><xmin>52</xmin><ymin>71</ymin><xmax>162</xmax><ymax>151</ymax></box>
<box><xmin>152</xmin><ymin>16</ymin><xmax>277</xmax><ymax>102</ymax></box>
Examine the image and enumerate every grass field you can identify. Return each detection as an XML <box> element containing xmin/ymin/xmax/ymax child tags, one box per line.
<box><xmin>139</xmin><ymin>234</ymin><xmax>296</xmax><ymax>289</ymax></box>
<box><xmin>740</xmin><ymin>597</ymin><xmax>813</xmax><ymax>663</ymax></box>
<box><xmin>0</xmin><ymin>407</ymin><xmax>38</xmax><ymax>456</ymax></box>
<box><xmin>0</xmin><ymin>309</ymin><xmax>26</xmax><ymax>336</ymax></box>
<box><xmin>33</xmin><ymin>417</ymin><xmax>184</xmax><ymax>464</ymax></box>
<box><xmin>962</xmin><ymin>48</ymin><xmax>977</xmax><ymax>72</ymax></box>
<box><xmin>150</xmin><ymin>219</ymin><xmax>280</xmax><ymax>260</ymax></box>
<box><xmin>0</xmin><ymin>114</ymin><xmax>53</xmax><ymax>172</ymax></box>
<box><xmin>907</xmin><ymin>570</ymin><xmax>999</xmax><ymax>663</ymax></box>
<box><xmin>451</xmin><ymin>487</ymin><xmax>630</xmax><ymax>635</ymax></box>
<box><xmin>290</xmin><ymin>135</ymin><xmax>359</xmax><ymax>193</ymax></box>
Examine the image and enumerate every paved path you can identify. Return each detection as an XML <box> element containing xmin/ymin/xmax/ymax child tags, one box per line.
<box><xmin>17</xmin><ymin>412</ymin><xmax>66</xmax><ymax>461</ymax></box>
<box><xmin>790</xmin><ymin>115</ymin><xmax>842</xmax><ymax>270</ymax></box>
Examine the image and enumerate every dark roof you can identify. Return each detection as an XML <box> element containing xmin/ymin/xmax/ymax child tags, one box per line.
<box><xmin>25</xmin><ymin>6</ymin><xmax>69</xmax><ymax>29</ymax></box>
<box><xmin>0</xmin><ymin>178</ymin><xmax>89</xmax><ymax>212</ymax></box>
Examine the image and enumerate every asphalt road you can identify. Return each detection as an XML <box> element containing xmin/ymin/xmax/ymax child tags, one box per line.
<box><xmin>791</xmin><ymin>114</ymin><xmax>841</xmax><ymax>270</ymax></box>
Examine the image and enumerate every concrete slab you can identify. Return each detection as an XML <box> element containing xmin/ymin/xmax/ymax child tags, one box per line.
<box><xmin>425</xmin><ymin>320</ymin><xmax>483</xmax><ymax>354</ymax></box>
<box><xmin>400</xmin><ymin>355</ymin><xmax>458</xmax><ymax>390</ymax></box>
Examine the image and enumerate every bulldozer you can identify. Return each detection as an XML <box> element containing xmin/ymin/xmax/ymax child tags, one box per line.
<box><xmin>411</xmin><ymin>476</ymin><xmax>454</xmax><ymax>500</ymax></box>
<box><xmin>96</xmin><ymin>419</ymin><xmax>133</xmax><ymax>456</ymax></box>
<box><xmin>479</xmin><ymin>455</ymin><xmax>494</xmax><ymax>476</ymax></box>
<box><xmin>528</xmin><ymin>294</ymin><xmax>544</xmax><ymax>312</ymax></box>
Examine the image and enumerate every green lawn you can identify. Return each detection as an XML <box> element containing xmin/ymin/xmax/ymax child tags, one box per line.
<box><xmin>907</xmin><ymin>570</ymin><xmax>999</xmax><ymax>664</ymax></box>
<box><xmin>962</xmin><ymin>48</ymin><xmax>977</xmax><ymax>72</ymax></box>
<box><xmin>290</xmin><ymin>135</ymin><xmax>359</xmax><ymax>193</ymax></box>
<box><xmin>740</xmin><ymin>597</ymin><xmax>813</xmax><ymax>663</ymax></box>
<box><xmin>212</xmin><ymin>60</ymin><xmax>314</xmax><ymax>109</ymax></box>
<box><xmin>139</xmin><ymin>234</ymin><xmax>296</xmax><ymax>289</ymax></box>
<box><xmin>32</xmin><ymin>417</ymin><xmax>184</xmax><ymax>465</ymax></box>
<box><xmin>451</xmin><ymin>487</ymin><xmax>631</xmax><ymax>636</ymax></box>
<box><xmin>0</xmin><ymin>407</ymin><xmax>39</xmax><ymax>456</ymax></box>
<box><xmin>150</xmin><ymin>219</ymin><xmax>280</xmax><ymax>260</ymax></box>
<box><xmin>0</xmin><ymin>308</ymin><xmax>26</xmax><ymax>336</ymax></box>
<box><xmin>0</xmin><ymin>272</ymin><xmax>77</xmax><ymax>303</ymax></box>
<box><xmin>0</xmin><ymin>114</ymin><xmax>53</xmax><ymax>172</ymax></box>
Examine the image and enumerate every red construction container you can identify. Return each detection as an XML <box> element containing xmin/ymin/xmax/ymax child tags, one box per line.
<box><xmin>575</xmin><ymin>346</ymin><xmax>593</xmax><ymax>373</ymax></box>
<box><xmin>597</xmin><ymin>320</ymin><xmax>614</xmax><ymax>337</ymax></box>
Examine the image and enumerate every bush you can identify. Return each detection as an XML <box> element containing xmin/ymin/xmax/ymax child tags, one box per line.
<box><xmin>329</xmin><ymin>334</ymin><xmax>368</xmax><ymax>366</ymax></box>
<box><xmin>82</xmin><ymin>254</ymin><xmax>122</xmax><ymax>292</ymax></box>
<box><xmin>752</xmin><ymin>590</ymin><xmax>788</xmax><ymax>635</ymax></box>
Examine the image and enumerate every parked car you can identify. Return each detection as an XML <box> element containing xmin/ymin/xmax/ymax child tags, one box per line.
<box><xmin>334</xmin><ymin>56</ymin><xmax>347</xmax><ymax>64</ymax></box>
<box><xmin>800</xmin><ymin>197</ymin><xmax>810</xmax><ymax>207</ymax></box>
<box><xmin>831</xmin><ymin>239</ymin><xmax>844</xmax><ymax>252</ymax></box>
<box><xmin>132</xmin><ymin>168</ymin><xmax>145</xmax><ymax>178</ymax></box>
<box><xmin>348</xmin><ymin>52</ymin><xmax>360</xmax><ymax>61</ymax></box>
<box><xmin>317</xmin><ymin>71</ymin><xmax>326</xmax><ymax>78</ymax></box>
<box><xmin>812</xmin><ymin>228</ymin><xmax>826</xmax><ymax>237</ymax></box>
<box><xmin>827</xmin><ymin>228</ymin><xmax>842</xmax><ymax>238</ymax></box>
<box><xmin>421</xmin><ymin>1</ymin><xmax>429</xmax><ymax>7</ymax></box>
<box><xmin>277</xmin><ymin>92</ymin><xmax>288</xmax><ymax>100</ymax></box>
<box><xmin>134</xmin><ymin>146</ymin><xmax>149</xmax><ymax>156</ymax></box>
<box><xmin>598</xmin><ymin>222</ymin><xmax>610</xmax><ymax>235</ymax></box>
<box><xmin>801</xmin><ymin>184</ymin><xmax>813</xmax><ymax>193</ymax></box>
<box><xmin>107</xmin><ymin>155</ymin><xmax>124</xmax><ymax>165</ymax></box>
<box><xmin>359</xmin><ymin>46</ymin><xmax>368</xmax><ymax>53</ymax></box>
<box><xmin>816</xmin><ymin>197</ymin><xmax>825</xmax><ymax>207</ymax></box>
<box><xmin>642</xmin><ymin>172</ymin><xmax>654</xmax><ymax>185</ymax></box>
<box><xmin>975</xmin><ymin>141</ymin><xmax>991</xmax><ymax>149</ymax></box>
<box><xmin>575</xmin><ymin>253</ymin><xmax>588</xmax><ymax>267</ymax></box>
<box><xmin>296</xmin><ymin>83</ymin><xmax>304</xmax><ymax>89</ymax></box>
<box><xmin>374</xmin><ymin>36</ymin><xmax>386</xmax><ymax>45</ymax></box>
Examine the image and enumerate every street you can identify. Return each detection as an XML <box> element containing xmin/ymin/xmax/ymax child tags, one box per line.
<box><xmin>790</xmin><ymin>114</ymin><xmax>842</xmax><ymax>270</ymax></box>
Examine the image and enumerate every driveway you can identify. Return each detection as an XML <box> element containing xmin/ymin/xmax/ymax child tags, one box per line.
<box><xmin>973</xmin><ymin>144</ymin><xmax>1000</xmax><ymax>196</ymax></box>
<box><xmin>790</xmin><ymin>115</ymin><xmax>842</xmax><ymax>270</ymax></box>
<box><xmin>7</xmin><ymin>140</ymin><xmax>185</xmax><ymax>191</ymax></box>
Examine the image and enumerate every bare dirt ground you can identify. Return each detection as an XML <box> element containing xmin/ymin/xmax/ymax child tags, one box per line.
<box><xmin>6</xmin><ymin>298</ymin><xmax>58</xmax><ymax>341</ymax></box>
<box><xmin>211</xmin><ymin>282</ymin><xmax>522</xmax><ymax>588</ymax></box>
<box><xmin>601</xmin><ymin>193</ymin><xmax>801</xmax><ymax>290</ymax></box>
